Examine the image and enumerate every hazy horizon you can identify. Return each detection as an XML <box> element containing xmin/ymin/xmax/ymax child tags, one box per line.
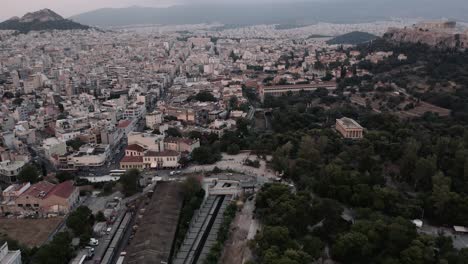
<box><xmin>1</xmin><ymin>0</ymin><xmax>467</xmax><ymax>24</ymax></box>
<box><xmin>0</xmin><ymin>0</ymin><xmax>321</xmax><ymax>20</ymax></box>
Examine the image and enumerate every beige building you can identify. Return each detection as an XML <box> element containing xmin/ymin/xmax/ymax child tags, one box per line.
<box><xmin>120</xmin><ymin>150</ymin><xmax>180</xmax><ymax>170</ymax></box>
<box><xmin>127</xmin><ymin>132</ymin><xmax>164</xmax><ymax>152</ymax></box>
<box><xmin>164</xmin><ymin>137</ymin><xmax>200</xmax><ymax>154</ymax></box>
<box><xmin>336</xmin><ymin>118</ymin><xmax>364</xmax><ymax>139</ymax></box>
<box><xmin>42</xmin><ymin>137</ymin><xmax>67</xmax><ymax>158</ymax></box>
<box><xmin>1</xmin><ymin>180</ymin><xmax>79</xmax><ymax>216</ymax></box>
<box><xmin>145</xmin><ymin>111</ymin><xmax>163</xmax><ymax>129</ymax></box>
<box><xmin>165</xmin><ymin>107</ymin><xmax>195</xmax><ymax>123</ymax></box>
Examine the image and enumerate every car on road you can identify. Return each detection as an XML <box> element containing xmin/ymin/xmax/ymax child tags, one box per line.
<box><xmin>89</xmin><ymin>238</ymin><xmax>99</xmax><ymax>246</ymax></box>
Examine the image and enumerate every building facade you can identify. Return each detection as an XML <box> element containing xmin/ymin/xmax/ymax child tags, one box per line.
<box><xmin>336</xmin><ymin>117</ymin><xmax>364</xmax><ymax>139</ymax></box>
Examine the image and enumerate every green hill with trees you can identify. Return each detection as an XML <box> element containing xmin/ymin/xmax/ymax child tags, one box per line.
<box><xmin>327</xmin><ymin>31</ymin><xmax>378</xmax><ymax>45</ymax></box>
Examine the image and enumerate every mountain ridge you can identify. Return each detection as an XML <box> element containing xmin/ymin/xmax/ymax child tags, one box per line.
<box><xmin>327</xmin><ymin>31</ymin><xmax>379</xmax><ymax>45</ymax></box>
<box><xmin>70</xmin><ymin>1</ymin><xmax>468</xmax><ymax>27</ymax></box>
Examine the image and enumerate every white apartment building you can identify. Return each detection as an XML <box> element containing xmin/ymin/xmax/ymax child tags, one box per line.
<box><xmin>124</xmin><ymin>102</ymin><xmax>146</xmax><ymax>120</ymax></box>
<box><xmin>43</xmin><ymin>137</ymin><xmax>67</xmax><ymax>158</ymax></box>
<box><xmin>145</xmin><ymin>111</ymin><xmax>163</xmax><ymax>129</ymax></box>
<box><xmin>0</xmin><ymin>160</ymin><xmax>26</xmax><ymax>185</ymax></box>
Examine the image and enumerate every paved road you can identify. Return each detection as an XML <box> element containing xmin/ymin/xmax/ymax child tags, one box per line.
<box><xmin>185</xmin><ymin>153</ymin><xmax>276</xmax><ymax>180</ymax></box>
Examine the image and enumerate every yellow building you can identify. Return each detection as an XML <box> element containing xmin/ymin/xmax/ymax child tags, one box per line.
<box><xmin>336</xmin><ymin>118</ymin><xmax>364</xmax><ymax>139</ymax></box>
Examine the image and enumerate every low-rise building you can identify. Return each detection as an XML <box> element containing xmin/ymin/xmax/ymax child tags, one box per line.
<box><xmin>1</xmin><ymin>180</ymin><xmax>79</xmax><ymax>216</ymax></box>
<box><xmin>0</xmin><ymin>242</ymin><xmax>22</xmax><ymax>264</ymax></box>
<box><xmin>336</xmin><ymin>117</ymin><xmax>364</xmax><ymax>139</ymax></box>
<box><xmin>43</xmin><ymin>137</ymin><xmax>67</xmax><ymax>158</ymax></box>
<box><xmin>143</xmin><ymin>150</ymin><xmax>180</xmax><ymax>169</ymax></box>
<box><xmin>0</xmin><ymin>160</ymin><xmax>26</xmax><ymax>185</ymax></box>
<box><xmin>120</xmin><ymin>150</ymin><xmax>180</xmax><ymax>170</ymax></box>
<box><xmin>128</xmin><ymin>132</ymin><xmax>164</xmax><ymax>152</ymax></box>
<box><xmin>125</xmin><ymin>144</ymin><xmax>146</xmax><ymax>157</ymax></box>
<box><xmin>68</xmin><ymin>144</ymin><xmax>110</xmax><ymax>167</ymax></box>
<box><xmin>164</xmin><ymin>137</ymin><xmax>200</xmax><ymax>153</ymax></box>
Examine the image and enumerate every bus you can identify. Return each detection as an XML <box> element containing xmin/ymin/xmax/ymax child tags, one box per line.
<box><xmin>109</xmin><ymin>169</ymin><xmax>126</xmax><ymax>176</ymax></box>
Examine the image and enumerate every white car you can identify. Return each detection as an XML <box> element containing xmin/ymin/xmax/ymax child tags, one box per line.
<box><xmin>89</xmin><ymin>238</ymin><xmax>99</xmax><ymax>246</ymax></box>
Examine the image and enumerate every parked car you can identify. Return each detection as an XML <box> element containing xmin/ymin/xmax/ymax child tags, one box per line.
<box><xmin>89</xmin><ymin>238</ymin><xmax>99</xmax><ymax>246</ymax></box>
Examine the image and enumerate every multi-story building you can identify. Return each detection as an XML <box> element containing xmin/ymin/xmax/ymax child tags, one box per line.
<box><xmin>120</xmin><ymin>150</ymin><xmax>180</xmax><ymax>170</ymax></box>
<box><xmin>335</xmin><ymin>117</ymin><xmax>364</xmax><ymax>139</ymax></box>
<box><xmin>0</xmin><ymin>160</ymin><xmax>26</xmax><ymax>185</ymax></box>
<box><xmin>124</xmin><ymin>102</ymin><xmax>146</xmax><ymax>120</ymax></box>
<box><xmin>0</xmin><ymin>180</ymin><xmax>79</xmax><ymax>216</ymax></box>
<box><xmin>165</xmin><ymin>107</ymin><xmax>195</xmax><ymax>123</ymax></box>
<box><xmin>145</xmin><ymin>111</ymin><xmax>163</xmax><ymax>129</ymax></box>
<box><xmin>42</xmin><ymin>137</ymin><xmax>67</xmax><ymax>158</ymax></box>
<box><xmin>164</xmin><ymin>137</ymin><xmax>200</xmax><ymax>154</ymax></box>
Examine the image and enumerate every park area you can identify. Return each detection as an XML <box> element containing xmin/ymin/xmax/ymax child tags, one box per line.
<box><xmin>0</xmin><ymin>217</ymin><xmax>63</xmax><ymax>247</ymax></box>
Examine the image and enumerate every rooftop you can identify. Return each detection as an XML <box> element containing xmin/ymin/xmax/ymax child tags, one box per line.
<box><xmin>120</xmin><ymin>156</ymin><xmax>143</xmax><ymax>163</ymax></box>
<box><xmin>125</xmin><ymin>144</ymin><xmax>146</xmax><ymax>152</ymax></box>
<box><xmin>145</xmin><ymin>150</ymin><xmax>180</xmax><ymax>157</ymax></box>
<box><xmin>337</xmin><ymin>117</ymin><xmax>363</xmax><ymax>129</ymax></box>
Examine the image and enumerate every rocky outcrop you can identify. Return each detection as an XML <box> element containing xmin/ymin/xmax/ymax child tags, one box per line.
<box><xmin>19</xmin><ymin>9</ymin><xmax>64</xmax><ymax>23</ymax></box>
<box><xmin>384</xmin><ymin>27</ymin><xmax>468</xmax><ymax>50</ymax></box>
<box><xmin>0</xmin><ymin>9</ymin><xmax>90</xmax><ymax>33</ymax></box>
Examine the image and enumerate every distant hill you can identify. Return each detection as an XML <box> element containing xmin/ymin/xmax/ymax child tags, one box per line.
<box><xmin>327</xmin><ymin>31</ymin><xmax>378</xmax><ymax>45</ymax></box>
<box><xmin>70</xmin><ymin>0</ymin><xmax>468</xmax><ymax>27</ymax></box>
<box><xmin>0</xmin><ymin>9</ymin><xmax>89</xmax><ymax>33</ymax></box>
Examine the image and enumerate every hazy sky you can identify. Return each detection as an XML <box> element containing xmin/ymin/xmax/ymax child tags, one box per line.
<box><xmin>0</xmin><ymin>0</ymin><xmax>306</xmax><ymax>20</ymax></box>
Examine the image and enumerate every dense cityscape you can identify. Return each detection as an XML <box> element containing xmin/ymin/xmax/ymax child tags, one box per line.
<box><xmin>0</xmin><ymin>3</ymin><xmax>468</xmax><ymax>264</ymax></box>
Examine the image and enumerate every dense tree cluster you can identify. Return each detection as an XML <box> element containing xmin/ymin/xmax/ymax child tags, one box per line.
<box><xmin>245</xmin><ymin>51</ymin><xmax>468</xmax><ymax>261</ymax></box>
<box><xmin>252</xmin><ymin>184</ymin><xmax>468</xmax><ymax>264</ymax></box>
<box><xmin>120</xmin><ymin>168</ymin><xmax>140</xmax><ymax>197</ymax></box>
<box><xmin>187</xmin><ymin>91</ymin><xmax>217</xmax><ymax>102</ymax></box>
<box><xmin>66</xmin><ymin>206</ymin><xmax>95</xmax><ymax>246</ymax></box>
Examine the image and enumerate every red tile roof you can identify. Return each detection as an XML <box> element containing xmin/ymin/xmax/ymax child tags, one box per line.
<box><xmin>23</xmin><ymin>181</ymin><xmax>55</xmax><ymax>198</ymax></box>
<box><xmin>21</xmin><ymin>181</ymin><xmax>76</xmax><ymax>200</ymax></box>
<box><xmin>121</xmin><ymin>156</ymin><xmax>144</xmax><ymax>163</ymax></box>
<box><xmin>118</xmin><ymin>120</ymin><xmax>132</xmax><ymax>128</ymax></box>
<box><xmin>49</xmin><ymin>180</ymin><xmax>76</xmax><ymax>199</ymax></box>
<box><xmin>145</xmin><ymin>150</ymin><xmax>179</xmax><ymax>157</ymax></box>
<box><xmin>126</xmin><ymin>144</ymin><xmax>146</xmax><ymax>152</ymax></box>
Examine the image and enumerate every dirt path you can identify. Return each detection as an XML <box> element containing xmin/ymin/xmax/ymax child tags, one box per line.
<box><xmin>219</xmin><ymin>198</ymin><xmax>259</xmax><ymax>264</ymax></box>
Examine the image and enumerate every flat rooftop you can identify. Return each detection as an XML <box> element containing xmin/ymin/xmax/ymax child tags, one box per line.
<box><xmin>124</xmin><ymin>182</ymin><xmax>183</xmax><ymax>264</ymax></box>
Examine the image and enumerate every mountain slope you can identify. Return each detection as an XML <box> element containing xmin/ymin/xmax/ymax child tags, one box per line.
<box><xmin>327</xmin><ymin>31</ymin><xmax>378</xmax><ymax>45</ymax></box>
<box><xmin>71</xmin><ymin>0</ymin><xmax>468</xmax><ymax>27</ymax></box>
<box><xmin>0</xmin><ymin>9</ymin><xmax>89</xmax><ymax>33</ymax></box>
